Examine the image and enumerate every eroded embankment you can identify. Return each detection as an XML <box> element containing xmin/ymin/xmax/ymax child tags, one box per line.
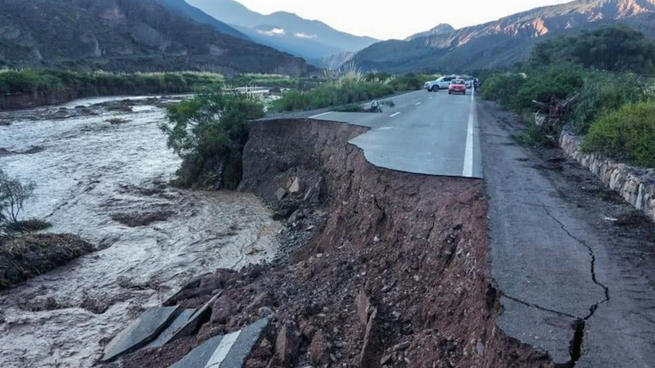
<box><xmin>125</xmin><ymin>119</ymin><xmax>552</xmax><ymax>368</ymax></box>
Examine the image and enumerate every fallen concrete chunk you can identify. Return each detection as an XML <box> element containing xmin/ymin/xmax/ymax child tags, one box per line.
<box><xmin>275</xmin><ymin>188</ymin><xmax>287</xmax><ymax>201</ymax></box>
<box><xmin>146</xmin><ymin>309</ymin><xmax>196</xmax><ymax>349</ymax></box>
<box><xmin>289</xmin><ymin>178</ymin><xmax>301</xmax><ymax>194</ymax></box>
<box><xmin>102</xmin><ymin>306</ymin><xmax>179</xmax><ymax>362</ymax></box>
<box><xmin>170</xmin><ymin>291</ymin><xmax>223</xmax><ymax>342</ymax></box>
<box><xmin>169</xmin><ymin>318</ymin><xmax>270</xmax><ymax>368</ymax></box>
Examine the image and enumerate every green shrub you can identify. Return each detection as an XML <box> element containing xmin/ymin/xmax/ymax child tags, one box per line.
<box><xmin>511</xmin><ymin>65</ymin><xmax>584</xmax><ymax>111</ymax></box>
<box><xmin>571</xmin><ymin>72</ymin><xmax>648</xmax><ymax>134</ymax></box>
<box><xmin>582</xmin><ymin>101</ymin><xmax>655</xmax><ymax>167</ymax></box>
<box><xmin>481</xmin><ymin>73</ymin><xmax>526</xmax><ymax>109</ymax></box>
<box><xmin>160</xmin><ymin>86</ymin><xmax>264</xmax><ymax>189</ymax></box>
<box><xmin>272</xmin><ymin>78</ymin><xmax>396</xmax><ymax>112</ymax></box>
<box><xmin>531</xmin><ymin>25</ymin><xmax>655</xmax><ymax>74</ymax></box>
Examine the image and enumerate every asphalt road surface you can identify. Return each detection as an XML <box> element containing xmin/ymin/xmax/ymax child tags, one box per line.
<box><xmin>269</xmin><ymin>89</ymin><xmax>483</xmax><ymax>178</ymax></box>
<box><xmin>266</xmin><ymin>88</ymin><xmax>655</xmax><ymax>367</ymax></box>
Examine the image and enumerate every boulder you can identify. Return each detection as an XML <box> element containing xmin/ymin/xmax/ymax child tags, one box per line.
<box><xmin>211</xmin><ymin>295</ymin><xmax>238</xmax><ymax>324</ymax></box>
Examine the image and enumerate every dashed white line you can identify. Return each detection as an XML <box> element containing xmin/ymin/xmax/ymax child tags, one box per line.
<box><xmin>309</xmin><ymin>111</ymin><xmax>332</xmax><ymax>119</ymax></box>
<box><xmin>389</xmin><ymin>112</ymin><xmax>401</xmax><ymax>118</ymax></box>
<box><xmin>463</xmin><ymin>87</ymin><xmax>475</xmax><ymax>177</ymax></box>
<box><xmin>415</xmin><ymin>102</ymin><xmax>422</xmax><ymax>105</ymax></box>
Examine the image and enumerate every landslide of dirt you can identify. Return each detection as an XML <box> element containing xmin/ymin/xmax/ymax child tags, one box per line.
<box><xmin>0</xmin><ymin>233</ymin><xmax>94</xmax><ymax>289</ymax></box>
<box><xmin>124</xmin><ymin>119</ymin><xmax>552</xmax><ymax>368</ymax></box>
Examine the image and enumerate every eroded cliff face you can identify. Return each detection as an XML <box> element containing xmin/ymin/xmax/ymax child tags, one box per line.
<box><xmin>126</xmin><ymin>119</ymin><xmax>553</xmax><ymax>368</ymax></box>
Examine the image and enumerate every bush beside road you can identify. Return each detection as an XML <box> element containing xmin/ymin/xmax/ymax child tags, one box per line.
<box><xmin>481</xmin><ymin>25</ymin><xmax>655</xmax><ymax>169</ymax></box>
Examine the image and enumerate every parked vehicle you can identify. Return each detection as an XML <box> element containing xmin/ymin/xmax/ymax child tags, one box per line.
<box><xmin>424</xmin><ymin>75</ymin><xmax>457</xmax><ymax>92</ymax></box>
<box><xmin>448</xmin><ymin>79</ymin><xmax>467</xmax><ymax>95</ymax></box>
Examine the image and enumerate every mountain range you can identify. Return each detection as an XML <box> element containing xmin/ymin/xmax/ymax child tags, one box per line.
<box><xmin>185</xmin><ymin>0</ymin><xmax>378</xmax><ymax>63</ymax></box>
<box><xmin>0</xmin><ymin>0</ymin><xmax>308</xmax><ymax>75</ymax></box>
<box><xmin>352</xmin><ymin>0</ymin><xmax>655</xmax><ymax>73</ymax></box>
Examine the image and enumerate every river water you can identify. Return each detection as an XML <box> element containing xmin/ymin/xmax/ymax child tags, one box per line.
<box><xmin>0</xmin><ymin>96</ymin><xmax>281</xmax><ymax>367</ymax></box>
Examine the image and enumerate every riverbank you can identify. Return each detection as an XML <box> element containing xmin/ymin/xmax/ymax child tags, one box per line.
<box><xmin>0</xmin><ymin>70</ymin><xmax>222</xmax><ymax>110</ymax></box>
<box><xmin>0</xmin><ymin>95</ymin><xmax>281</xmax><ymax>367</ymax></box>
<box><xmin>122</xmin><ymin>118</ymin><xmax>552</xmax><ymax>368</ymax></box>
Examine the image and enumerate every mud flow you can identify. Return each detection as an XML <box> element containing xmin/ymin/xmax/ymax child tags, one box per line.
<box><xmin>124</xmin><ymin>119</ymin><xmax>552</xmax><ymax>368</ymax></box>
<box><xmin>0</xmin><ymin>97</ymin><xmax>281</xmax><ymax>367</ymax></box>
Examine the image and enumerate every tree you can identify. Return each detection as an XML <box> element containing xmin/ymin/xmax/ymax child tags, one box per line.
<box><xmin>0</xmin><ymin>169</ymin><xmax>35</xmax><ymax>226</ymax></box>
<box><xmin>531</xmin><ymin>25</ymin><xmax>655</xmax><ymax>74</ymax></box>
<box><xmin>160</xmin><ymin>85</ymin><xmax>264</xmax><ymax>189</ymax></box>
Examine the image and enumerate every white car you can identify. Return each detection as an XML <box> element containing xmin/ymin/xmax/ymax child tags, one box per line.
<box><xmin>424</xmin><ymin>76</ymin><xmax>457</xmax><ymax>92</ymax></box>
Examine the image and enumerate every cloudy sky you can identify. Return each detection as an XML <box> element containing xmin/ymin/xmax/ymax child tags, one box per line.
<box><xmin>235</xmin><ymin>0</ymin><xmax>573</xmax><ymax>40</ymax></box>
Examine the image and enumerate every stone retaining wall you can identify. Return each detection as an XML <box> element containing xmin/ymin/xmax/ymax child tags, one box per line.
<box><xmin>559</xmin><ymin>132</ymin><xmax>655</xmax><ymax>222</ymax></box>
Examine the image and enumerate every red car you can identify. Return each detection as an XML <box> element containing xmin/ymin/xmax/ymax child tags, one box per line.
<box><xmin>448</xmin><ymin>79</ymin><xmax>467</xmax><ymax>95</ymax></box>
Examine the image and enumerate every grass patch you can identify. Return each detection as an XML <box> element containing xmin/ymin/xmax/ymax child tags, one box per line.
<box><xmin>333</xmin><ymin>103</ymin><xmax>365</xmax><ymax>112</ymax></box>
<box><xmin>272</xmin><ymin>71</ymin><xmax>432</xmax><ymax>112</ymax></box>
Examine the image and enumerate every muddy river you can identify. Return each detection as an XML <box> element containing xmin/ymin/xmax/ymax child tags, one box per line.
<box><xmin>0</xmin><ymin>96</ymin><xmax>281</xmax><ymax>367</ymax></box>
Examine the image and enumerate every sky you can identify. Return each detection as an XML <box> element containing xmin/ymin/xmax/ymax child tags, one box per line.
<box><xmin>235</xmin><ymin>0</ymin><xmax>573</xmax><ymax>40</ymax></box>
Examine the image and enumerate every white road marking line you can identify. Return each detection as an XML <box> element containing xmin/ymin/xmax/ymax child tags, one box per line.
<box><xmin>309</xmin><ymin>112</ymin><xmax>332</xmax><ymax>119</ymax></box>
<box><xmin>415</xmin><ymin>102</ymin><xmax>422</xmax><ymax>105</ymax></box>
<box><xmin>389</xmin><ymin>112</ymin><xmax>401</xmax><ymax>118</ymax></box>
<box><xmin>379</xmin><ymin>126</ymin><xmax>393</xmax><ymax>130</ymax></box>
<box><xmin>463</xmin><ymin>87</ymin><xmax>475</xmax><ymax>177</ymax></box>
<box><xmin>205</xmin><ymin>330</ymin><xmax>242</xmax><ymax>368</ymax></box>
<box><xmin>429</xmin><ymin>96</ymin><xmax>433</xmax><ymax>99</ymax></box>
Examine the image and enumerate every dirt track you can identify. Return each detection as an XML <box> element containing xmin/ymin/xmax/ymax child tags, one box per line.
<box><xmin>124</xmin><ymin>119</ymin><xmax>552</xmax><ymax>368</ymax></box>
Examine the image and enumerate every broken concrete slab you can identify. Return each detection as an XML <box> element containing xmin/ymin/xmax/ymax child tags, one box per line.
<box><xmin>170</xmin><ymin>291</ymin><xmax>223</xmax><ymax>342</ymax></box>
<box><xmin>169</xmin><ymin>318</ymin><xmax>270</xmax><ymax>368</ymax></box>
<box><xmin>102</xmin><ymin>306</ymin><xmax>179</xmax><ymax>362</ymax></box>
<box><xmin>275</xmin><ymin>188</ymin><xmax>286</xmax><ymax>201</ymax></box>
<box><xmin>146</xmin><ymin>309</ymin><xmax>196</xmax><ymax>349</ymax></box>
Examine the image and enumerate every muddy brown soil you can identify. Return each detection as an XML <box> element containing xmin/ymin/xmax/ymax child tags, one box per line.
<box><xmin>123</xmin><ymin>119</ymin><xmax>552</xmax><ymax>368</ymax></box>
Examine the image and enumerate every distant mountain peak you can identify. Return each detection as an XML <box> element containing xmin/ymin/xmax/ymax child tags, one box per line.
<box><xmin>186</xmin><ymin>0</ymin><xmax>378</xmax><ymax>60</ymax></box>
<box><xmin>406</xmin><ymin>23</ymin><xmax>455</xmax><ymax>40</ymax></box>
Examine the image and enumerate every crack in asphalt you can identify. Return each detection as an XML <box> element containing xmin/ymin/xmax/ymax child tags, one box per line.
<box><xmin>502</xmin><ymin>294</ymin><xmax>578</xmax><ymax>319</ymax></box>
<box><xmin>538</xmin><ymin>201</ymin><xmax>610</xmax><ymax>367</ymax></box>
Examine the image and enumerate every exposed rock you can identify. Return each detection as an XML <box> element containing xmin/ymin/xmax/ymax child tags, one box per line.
<box><xmin>360</xmin><ymin>307</ymin><xmax>381</xmax><ymax>368</ymax></box>
<box><xmin>289</xmin><ymin>177</ymin><xmax>301</xmax><ymax>194</ymax></box>
<box><xmin>248</xmin><ymin>291</ymin><xmax>274</xmax><ymax>311</ymax></box>
<box><xmin>308</xmin><ymin>330</ymin><xmax>331</xmax><ymax>364</ymax></box>
<box><xmin>356</xmin><ymin>289</ymin><xmax>371</xmax><ymax>326</ymax></box>
<box><xmin>560</xmin><ymin>132</ymin><xmax>655</xmax><ymax>223</ymax></box>
<box><xmin>275</xmin><ymin>325</ymin><xmax>300</xmax><ymax>364</ymax></box>
<box><xmin>288</xmin><ymin>209</ymin><xmax>306</xmax><ymax>224</ymax></box>
<box><xmin>211</xmin><ymin>295</ymin><xmax>238</xmax><ymax>324</ymax></box>
<box><xmin>258</xmin><ymin>307</ymin><xmax>275</xmax><ymax>318</ymax></box>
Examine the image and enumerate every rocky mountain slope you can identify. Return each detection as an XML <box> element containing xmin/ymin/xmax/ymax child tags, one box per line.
<box><xmin>405</xmin><ymin>23</ymin><xmax>456</xmax><ymax>41</ymax></box>
<box><xmin>186</xmin><ymin>0</ymin><xmax>378</xmax><ymax>60</ymax></box>
<box><xmin>153</xmin><ymin>0</ymin><xmax>247</xmax><ymax>39</ymax></box>
<box><xmin>0</xmin><ymin>0</ymin><xmax>308</xmax><ymax>75</ymax></box>
<box><xmin>353</xmin><ymin>0</ymin><xmax>655</xmax><ymax>73</ymax></box>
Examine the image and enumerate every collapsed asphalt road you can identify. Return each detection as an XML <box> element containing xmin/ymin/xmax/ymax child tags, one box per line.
<box><xmin>242</xmin><ymin>89</ymin><xmax>655</xmax><ymax>367</ymax></box>
<box><xmin>265</xmin><ymin>90</ymin><xmax>483</xmax><ymax>179</ymax></box>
